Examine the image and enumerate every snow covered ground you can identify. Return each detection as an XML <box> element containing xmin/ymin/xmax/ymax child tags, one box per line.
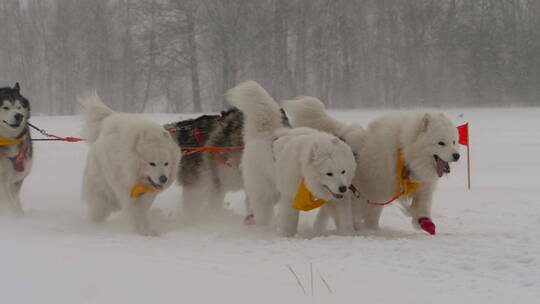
<box><xmin>1</xmin><ymin>108</ymin><xmax>539</xmax><ymax>303</ymax></box>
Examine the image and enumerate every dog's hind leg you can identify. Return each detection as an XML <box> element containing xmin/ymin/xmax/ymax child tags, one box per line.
<box><xmin>207</xmin><ymin>186</ymin><xmax>226</xmax><ymax>211</ymax></box>
<box><xmin>82</xmin><ymin>174</ymin><xmax>113</xmax><ymax>223</ymax></box>
<box><xmin>181</xmin><ymin>186</ymin><xmax>204</xmax><ymax>214</ymax></box>
<box><xmin>244</xmin><ymin>174</ymin><xmax>277</xmax><ymax>226</ymax></box>
<box><xmin>249</xmin><ymin>189</ymin><xmax>278</xmax><ymax>227</ymax></box>
<box><xmin>86</xmin><ymin>190</ymin><xmax>113</xmax><ymax>223</ymax></box>
<box><xmin>364</xmin><ymin>204</ymin><xmax>384</xmax><ymax>230</ymax></box>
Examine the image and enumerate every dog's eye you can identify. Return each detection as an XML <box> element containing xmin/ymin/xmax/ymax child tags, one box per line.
<box><xmin>149</xmin><ymin>162</ymin><xmax>156</xmax><ymax>167</ymax></box>
<box><xmin>326</xmin><ymin>172</ymin><xmax>333</xmax><ymax>177</ymax></box>
<box><xmin>2</xmin><ymin>107</ymin><xmax>8</xmax><ymax>110</ymax></box>
<box><xmin>164</xmin><ymin>162</ymin><xmax>169</xmax><ymax>166</ymax></box>
<box><xmin>341</xmin><ymin>170</ymin><xmax>346</xmax><ymax>174</ymax></box>
<box><xmin>438</xmin><ymin>141</ymin><xmax>446</xmax><ymax>146</ymax></box>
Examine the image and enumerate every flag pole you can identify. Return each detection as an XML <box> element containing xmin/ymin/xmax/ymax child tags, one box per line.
<box><xmin>467</xmin><ymin>124</ymin><xmax>471</xmax><ymax>190</ymax></box>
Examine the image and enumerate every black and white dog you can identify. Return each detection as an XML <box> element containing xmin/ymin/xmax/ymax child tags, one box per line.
<box><xmin>0</xmin><ymin>83</ymin><xmax>32</xmax><ymax>215</ymax></box>
<box><xmin>165</xmin><ymin>109</ymin><xmax>246</xmax><ymax>215</ymax></box>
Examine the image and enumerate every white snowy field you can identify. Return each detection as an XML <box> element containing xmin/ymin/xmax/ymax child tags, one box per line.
<box><xmin>1</xmin><ymin>108</ymin><xmax>539</xmax><ymax>303</ymax></box>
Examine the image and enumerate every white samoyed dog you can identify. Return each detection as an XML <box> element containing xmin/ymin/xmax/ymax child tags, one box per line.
<box><xmin>227</xmin><ymin>81</ymin><xmax>356</xmax><ymax>237</ymax></box>
<box><xmin>283</xmin><ymin>97</ymin><xmax>460</xmax><ymax>235</ymax></box>
<box><xmin>80</xmin><ymin>94</ymin><xmax>180</xmax><ymax>236</ymax></box>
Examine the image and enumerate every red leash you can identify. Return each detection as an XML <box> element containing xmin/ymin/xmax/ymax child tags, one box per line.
<box><xmin>28</xmin><ymin>122</ymin><xmax>86</xmax><ymax>142</ymax></box>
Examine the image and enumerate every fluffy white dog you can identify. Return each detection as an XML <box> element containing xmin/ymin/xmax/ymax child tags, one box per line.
<box><xmin>80</xmin><ymin>95</ymin><xmax>180</xmax><ymax>236</ymax></box>
<box><xmin>227</xmin><ymin>81</ymin><xmax>356</xmax><ymax>237</ymax></box>
<box><xmin>283</xmin><ymin>97</ymin><xmax>460</xmax><ymax>235</ymax></box>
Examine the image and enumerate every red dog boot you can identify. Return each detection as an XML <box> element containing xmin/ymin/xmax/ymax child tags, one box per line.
<box><xmin>418</xmin><ymin>217</ymin><xmax>436</xmax><ymax>235</ymax></box>
<box><xmin>244</xmin><ymin>214</ymin><xmax>255</xmax><ymax>225</ymax></box>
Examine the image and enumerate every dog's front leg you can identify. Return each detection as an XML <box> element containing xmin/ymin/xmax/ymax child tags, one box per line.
<box><xmin>409</xmin><ymin>183</ymin><xmax>436</xmax><ymax>235</ymax></box>
<box><xmin>9</xmin><ymin>181</ymin><xmax>24</xmax><ymax>216</ymax></box>
<box><xmin>2</xmin><ymin>180</ymin><xmax>24</xmax><ymax>216</ymax></box>
<box><xmin>333</xmin><ymin>194</ymin><xmax>355</xmax><ymax>235</ymax></box>
<box><xmin>126</xmin><ymin>194</ymin><xmax>158</xmax><ymax>236</ymax></box>
<box><xmin>277</xmin><ymin>196</ymin><xmax>299</xmax><ymax>237</ymax></box>
<box><xmin>313</xmin><ymin>205</ymin><xmax>331</xmax><ymax>234</ymax></box>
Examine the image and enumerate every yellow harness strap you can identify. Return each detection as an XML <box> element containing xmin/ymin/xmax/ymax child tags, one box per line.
<box><xmin>130</xmin><ymin>185</ymin><xmax>157</xmax><ymax>199</ymax></box>
<box><xmin>0</xmin><ymin>136</ymin><xmax>23</xmax><ymax>146</ymax></box>
<box><xmin>352</xmin><ymin>149</ymin><xmax>421</xmax><ymax>206</ymax></box>
<box><xmin>292</xmin><ymin>178</ymin><xmax>326</xmax><ymax>211</ymax></box>
<box><xmin>394</xmin><ymin>149</ymin><xmax>420</xmax><ymax>197</ymax></box>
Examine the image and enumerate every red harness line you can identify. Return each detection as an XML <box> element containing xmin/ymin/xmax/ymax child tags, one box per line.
<box><xmin>181</xmin><ymin>146</ymin><xmax>243</xmax><ymax>167</ymax></box>
<box><xmin>178</xmin><ymin>125</ymin><xmax>243</xmax><ymax>167</ymax></box>
<box><xmin>28</xmin><ymin>122</ymin><xmax>244</xmax><ymax>167</ymax></box>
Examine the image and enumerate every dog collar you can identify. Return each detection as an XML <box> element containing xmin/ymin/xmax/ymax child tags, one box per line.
<box><xmin>292</xmin><ymin>178</ymin><xmax>326</xmax><ymax>211</ymax></box>
<box><xmin>130</xmin><ymin>185</ymin><xmax>157</xmax><ymax>199</ymax></box>
<box><xmin>0</xmin><ymin>136</ymin><xmax>24</xmax><ymax>146</ymax></box>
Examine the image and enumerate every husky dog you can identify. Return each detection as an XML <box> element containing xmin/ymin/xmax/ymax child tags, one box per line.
<box><xmin>227</xmin><ymin>81</ymin><xmax>356</xmax><ymax>237</ymax></box>
<box><xmin>165</xmin><ymin>109</ymin><xmax>246</xmax><ymax>214</ymax></box>
<box><xmin>0</xmin><ymin>83</ymin><xmax>32</xmax><ymax>215</ymax></box>
<box><xmin>81</xmin><ymin>94</ymin><xmax>180</xmax><ymax>236</ymax></box>
<box><xmin>283</xmin><ymin>97</ymin><xmax>460</xmax><ymax>235</ymax></box>
<box><xmin>166</xmin><ymin>108</ymin><xmax>289</xmax><ymax>220</ymax></box>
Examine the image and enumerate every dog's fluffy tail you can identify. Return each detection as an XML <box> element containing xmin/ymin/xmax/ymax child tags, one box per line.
<box><xmin>226</xmin><ymin>81</ymin><xmax>282</xmax><ymax>140</ymax></box>
<box><xmin>282</xmin><ymin>97</ymin><xmax>347</xmax><ymax>135</ymax></box>
<box><xmin>79</xmin><ymin>92</ymin><xmax>114</xmax><ymax>143</ymax></box>
<box><xmin>282</xmin><ymin>97</ymin><xmax>365</xmax><ymax>148</ymax></box>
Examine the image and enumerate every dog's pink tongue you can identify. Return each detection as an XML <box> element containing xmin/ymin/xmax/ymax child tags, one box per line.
<box><xmin>418</xmin><ymin>217</ymin><xmax>436</xmax><ymax>235</ymax></box>
<box><xmin>436</xmin><ymin>158</ymin><xmax>449</xmax><ymax>177</ymax></box>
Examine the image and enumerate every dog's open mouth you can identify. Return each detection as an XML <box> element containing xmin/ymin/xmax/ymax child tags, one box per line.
<box><xmin>147</xmin><ymin>176</ymin><xmax>163</xmax><ymax>190</ymax></box>
<box><xmin>324</xmin><ymin>185</ymin><xmax>344</xmax><ymax>199</ymax></box>
<box><xmin>434</xmin><ymin>155</ymin><xmax>450</xmax><ymax>177</ymax></box>
<box><xmin>2</xmin><ymin>120</ymin><xmax>21</xmax><ymax>128</ymax></box>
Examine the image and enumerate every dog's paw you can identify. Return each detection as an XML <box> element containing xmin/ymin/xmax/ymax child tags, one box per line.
<box><xmin>243</xmin><ymin>214</ymin><xmax>255</xmax><ymax>225</ymax></box>
<box><xmin>136</xmin><ymin>226</ymin><xmax>160</xmax><ymax>237</ymax></box>
<box><xmin>336</xmin><ymin>225</ymin><xmax>356</xmax><ymax>236</ymax></box>
<box><xmin>418</xmin><ymin>217</ymin><xmax>436</xmax><ymax>235</ymax></box>
<box><xmin>10</xmin><ymin>205</ymin><xmax>24</xmax><ymax>217</ymax></box>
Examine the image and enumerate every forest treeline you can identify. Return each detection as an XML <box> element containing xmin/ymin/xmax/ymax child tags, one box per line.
<box><xmin>1</xmin><ymin>0</ymin><xmax>539</xmax><ymax>114</ymax></box>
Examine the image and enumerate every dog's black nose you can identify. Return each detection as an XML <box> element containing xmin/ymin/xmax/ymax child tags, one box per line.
<box><xmin>453</xmin><ymin>153</ymin><xmax>460</xmax><ymax>161</ymax></box>
<box><xmin>159</xmin><ymin>175</ymin><xmax>168</xmax><ymax>184</ymax></box>
<box><xmin>14</xmin><ymin>113</ymin><xmax>23</xmax><ymax>122</ymax></box>
<box><xmin>339</xmin><ymin>185</ymin><xmax>347</xmax><ymax>193</ymax></box>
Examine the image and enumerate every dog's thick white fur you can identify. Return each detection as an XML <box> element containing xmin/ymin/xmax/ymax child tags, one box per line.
<box><xmin>227</xmin><ymin>81</ymin><xmax>356</xmax><ymax>237</ymax></box>
<box><xmin>283</xmin><ymin>97</ymin><xmax>460</xmax><ymax>234</ymax></box>
<box><xmin>80</xmin><ymin>94</ymin><xmax>180</xmax><ymax>236</ymax></box>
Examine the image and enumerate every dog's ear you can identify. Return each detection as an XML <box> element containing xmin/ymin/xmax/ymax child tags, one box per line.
<box><xmin>133</xmin><ymin>130</ymin><xmax>148</xmax><ymax>152</ymax></box>
<box><xmin>310</xmin><ymin>142</ymin><xmax>319</xmax><ymax>162</ymax></box>
<box><xmin>420</xmin><ymin>113</ymin><xmax>431</xmax><ymax>133</ymax></box>
<box><xmin>412</xmin><ymin>113</ymin><xmax>432</xmax><ymax>142</ymax></box>
<box><xmin>13</xmin><ymin>82</ymin><xmax>20</xmax><ymax>92</ymax></box>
